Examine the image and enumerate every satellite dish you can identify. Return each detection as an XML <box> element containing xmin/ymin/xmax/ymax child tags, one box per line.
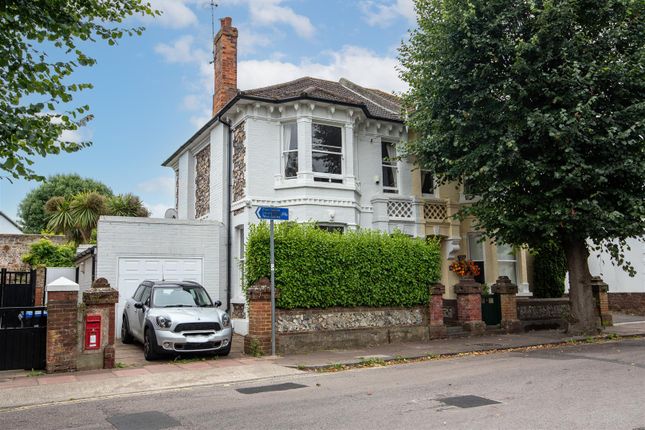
<box><xmin>164</xmin><ymin>208</ymin><xmax>178</xmax><ymax>219</ymax></box>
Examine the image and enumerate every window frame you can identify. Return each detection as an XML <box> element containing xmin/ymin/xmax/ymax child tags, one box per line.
<box><xmin>496</xmin><ymin>243</ymin><xmax>518</xmax><ymax>285</ymax></box>
<box><xmin>467</xmin><ymin>232</ymin><xmax>486</xmax><ymax>284</ymax></box>
<box><xmin>381</xmin><ymin>140</ymin><xmax>399</xmax><ymax>194</ymax></box>
<box><xmin>421</xmin><ymin>169</ymin><xmax>436</xmax><ymax>197</ymax></box>
<box><xmin>311</xmin><ymin>122</ymin><xmax>344</xmax><ymax>181</ymax></box>
<box><xmin>282</xmin><ymin>122</ymin><xmax>299</xmax><ymax>179</ymax></box>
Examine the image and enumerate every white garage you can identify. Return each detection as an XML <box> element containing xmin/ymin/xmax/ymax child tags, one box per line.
<box><xmin>116</xmin><ymin>257</ymin><xmax>204</xmax><ymax>334</ymax></box>
<box><xmin>95</xmin><ymin>216</ymin><xmax>227</xmax><ymax>337</ymax></box>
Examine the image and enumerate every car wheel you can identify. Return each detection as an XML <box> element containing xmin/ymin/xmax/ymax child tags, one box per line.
<box><xmin>143</xmin><ymin>328</ymin><xmax>161</xmax><ymax>361</ymax></box>
<box><xmin>215</xmin><ymin>340</ymin><xmax>232</xmax><ymax>357</ymax></box>
<box><xmin>121</xmin><ymin>316</ymin><xmax>134</xmax><ymax>344</ymax></box>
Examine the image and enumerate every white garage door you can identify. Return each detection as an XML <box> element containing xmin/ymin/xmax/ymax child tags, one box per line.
<box><xmin>116</xmin><ymin>257</ymin><xmax>203</xmax><ymax>336</ymax></box>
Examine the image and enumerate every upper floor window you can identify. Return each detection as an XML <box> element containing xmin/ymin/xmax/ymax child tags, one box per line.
<box><xmin>312</xmin><ymin>123</ymin><xmax>342</xmax><ymax>177</ymax></box>
<box><xmin>382</xmin><ymin>141</ymin><xmax>398</xmax><ymax>193</ymax></box>
<box><xmin>421</xmin><ymin>170</ymin><xmax>435</xmax><ymax>195</ymax></box>
<box><xmin>283</xmin><ymin>122</ymin><xmax>298</xmax><ymax>178</ymax></box>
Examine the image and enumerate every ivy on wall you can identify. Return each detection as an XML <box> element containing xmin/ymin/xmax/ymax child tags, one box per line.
<box><xmin>245</xmin><ymin>222</ymin><xmax>441</xmax><ymax>309</ymax></box>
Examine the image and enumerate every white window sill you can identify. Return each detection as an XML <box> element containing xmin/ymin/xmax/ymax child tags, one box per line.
<box><xmin>274</xmin><ymin>176</ymin><xmax>360</xmax><ymax>193</ymax></box>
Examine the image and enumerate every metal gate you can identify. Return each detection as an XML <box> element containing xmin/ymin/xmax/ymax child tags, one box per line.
<box><xmin>0</xmin><ymin>269</ymin><xmax>37</xmax><ymax>307</ymax></box>
<box><xmin>0</xmin><ymin>270</ymin><xmax>46</xmax><ymax>370</ymax></box>
<box><xmin>481</xmin><ymin>294</ymin><xmax>501</xmax><ymax>326</ymax></box>
<box><xmin>0</xmin><ymin>306</ymin><xmax>47</xmax><ymax>370</ymax></box>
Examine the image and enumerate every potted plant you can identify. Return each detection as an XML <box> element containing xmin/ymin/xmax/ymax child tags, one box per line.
<box><xmin>448</xmin><ymin>255</ymin><xmax>481</xmax><ymax>279</ymax></box>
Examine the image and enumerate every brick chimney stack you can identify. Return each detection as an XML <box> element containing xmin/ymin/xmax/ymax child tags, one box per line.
<box><xmin>213</xmin><ymin>17</ymin><xmax>238</xmax><ymax>116</ymax></box>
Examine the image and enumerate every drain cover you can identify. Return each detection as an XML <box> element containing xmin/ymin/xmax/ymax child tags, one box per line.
<box><xmin>236</xmin><ymin>382</ymin><xmax>307</xmax><ymax>394</ymax></box>
<box><xmin>107</xmin><ymin>411</ymin><xmax>181</xmax><ymax>430</ymax></box>
<box><xmin>438</xmin><ymin>395</ymin><xmax>500</xmax><ymax>408</ymax></box>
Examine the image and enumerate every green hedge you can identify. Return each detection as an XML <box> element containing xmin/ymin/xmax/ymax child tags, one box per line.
<box><xmin>245</xmin><ymin>222</ymin><xmax>441</xmax><ymax>309</ymax></box>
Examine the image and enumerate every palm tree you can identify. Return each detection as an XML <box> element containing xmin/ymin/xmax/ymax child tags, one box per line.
<box><xmin>107</xmin><ymin>193</ymin><xmax>150</xmax><ymax>217</ymax></box>
<box><xmin>44</xmin><ymin>196</ymin><xmax>79</xmax><ymax>242</ymax></box>
<box><xmin>70</xmin><ymin>191</ymin><xmax>107</xmax><ymax>243</ymax></box>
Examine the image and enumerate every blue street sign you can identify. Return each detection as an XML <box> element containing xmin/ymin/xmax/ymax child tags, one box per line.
<box><xmin>255</xmin><ymin>206</ymin><xmax>289</xmax><ymax>221</ymax></box>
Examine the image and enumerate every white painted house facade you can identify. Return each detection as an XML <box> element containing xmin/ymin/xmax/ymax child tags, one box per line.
<box><xmin>163</xmin><ymin>18</ymin><xmax>428</xmax><ymax>333</ymax></box>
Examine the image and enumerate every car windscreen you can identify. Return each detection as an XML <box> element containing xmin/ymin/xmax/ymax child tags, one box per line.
<box><xmin>152</xmin><ymin>286</ymin><xmax>213</xmax><ymax>308</ymax></box>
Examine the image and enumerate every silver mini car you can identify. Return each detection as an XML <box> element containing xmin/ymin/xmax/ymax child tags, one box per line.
<box><xmin>121</xmin><ymin>280</ymin><xmax>233</xmax><ymax>360</ymax></box>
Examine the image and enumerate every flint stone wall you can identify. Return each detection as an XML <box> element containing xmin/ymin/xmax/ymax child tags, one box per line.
<box><xmin>0</xmin><ymin>234</ymin><xmax>66</xmax><ymax>271</ymax></box>
<box><xmin>517</xmin><ymin>298</ymin><xmax>570</xmax><ymax>330</ymax></box>
<box><xmin>275</xmin><ymin>306</ymin><xmax>428</xmax><ymax>354</ymax></box>
<box><xmin>194</xmin><ymin>145</ymin><xmax>211</xmax><ymax>218</ymax></box>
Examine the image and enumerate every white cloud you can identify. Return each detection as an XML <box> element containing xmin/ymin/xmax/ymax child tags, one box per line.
<box><xmin>145</xmin><ymin>0</ymin><xmax>198</xmax><ymax>28</ymax></box>
<box><xmin>137</xmin><ymin>175</ymin><xmax>175</xmax><ymax>197</ymax></box>
<box><xmin>144</xmin><ymin>202</ymin><xmax>174</xmax><ymax>218</ymax></box>
<box><xmin>239</xmin><ymin>46</ymin><xmax>406</xmax><ymax>93</ymax></box>
<box><xmin>359</xmin><ymin>0</ymin><xmax>416</xmax><ymax>27</ymax></box>
<box><xmin>221</xmin><ymin>0</ymin><xmax>315</xmax><ymax>38</ymax></box>
<box><xmin>154</xmin><ymin>35</ymin><xmax>210</xmax><ymax>64</ymax></box>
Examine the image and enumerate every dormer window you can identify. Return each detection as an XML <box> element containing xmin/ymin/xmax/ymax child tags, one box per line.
<box><xmin>282</xmin><ymin>122</ymin><xmax>298</xmax><ymax>178</ymax></box>
<box><xmin>312</xmin><ymin>123</ymin><xmax>342</xmax><ymax>178</ymax></box>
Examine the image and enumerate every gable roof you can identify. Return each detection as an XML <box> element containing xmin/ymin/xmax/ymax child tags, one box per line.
<box><xmin>163</xmin><ymin>77</ymin><xmax>403</xmax><ymax>167</ymax></box>
<box><xmin>0</xmin><ymin>210</ymin><xmax>22</xmax><ymax>233</ymax></box>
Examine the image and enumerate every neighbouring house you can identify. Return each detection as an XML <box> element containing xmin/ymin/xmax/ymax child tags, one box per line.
<box><xmin>161</xmin><ymin>17</ymin><xmax>533</xmax><ymax>335</ymax></box>
<box><xmin>587</xmin><ymin>237</ymin><xmax>645</xmax><ymax>314</ymax></box>
<box><xmin>0</xmin><ymin>211</ymin><xmax>22</xmax><ymax>234</ymax></box>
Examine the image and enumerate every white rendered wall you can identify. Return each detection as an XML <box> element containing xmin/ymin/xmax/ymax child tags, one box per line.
<box><xmin>96</xmin><ymin>216</ymin><xmax>227</xmax><ymax>303</ymax></box>
<box><xmin>588</xmin><ymin>237</ymin><xmax>645</xmax><ymax>293</ymax></box>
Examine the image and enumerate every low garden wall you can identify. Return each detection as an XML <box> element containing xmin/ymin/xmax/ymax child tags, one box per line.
<box><xmin>608</xmin><ymin>293</ymin><xmax>645</xmax><ymax>315</ymax></box>
<box><xmin>276</xmin><ymin>306</ymin><xmax>428</xmax><ymax>354</ymax></box>
<box><xmin>517</xmin><ymin>298</ymin><xmax>570</xmax><ymax>330</ymax></box>
<box><xmin>0</xmin><ymin>234</ymin><xmax>66</xmax><ymax>271</ymax></box>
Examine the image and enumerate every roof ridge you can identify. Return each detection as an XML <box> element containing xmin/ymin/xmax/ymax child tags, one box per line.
<box><xmin>338</xmin><ymin>78</ymin><xmax>400</xmax><ymax>115</ymax></box>
<box><xmin>243</xmin><ymin>76</ymin><xmax>338</xmax><ymax>93</ymax></box>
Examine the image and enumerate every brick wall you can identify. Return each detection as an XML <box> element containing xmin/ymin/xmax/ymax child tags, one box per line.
<box><xmin>212</xmin><ymin>17</ymin><xmax>238</xmax><ymax>115</ymax></box>
<box><xmin>46</xmin><ymin>290</ymin><xmax>78</xmax><ymax>373</ymax></box>
<box><xmin>609</xmin><ymin>293</ymin><xmax>645</xmax><ymax>315</ymax></box>
<box><xmin>0</xmin><ymin>234</ymin><xmax>66</xmax><ymax>271</ymax></box>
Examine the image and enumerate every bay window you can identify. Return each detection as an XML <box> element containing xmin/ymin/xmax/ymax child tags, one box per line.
<box><xmin>382</xmin><ymin>141</ymin><xmax>398</xmax><ymax>193</ymax></box>
<box><xmin>312</xmin><ymin>123</ymin><xmax>342</xmax><ymax>179</ymax></box>
<box><xmin>282</xmin><ymin>122</ymin><xmax>298</xmax><ymax>178</ymax></box>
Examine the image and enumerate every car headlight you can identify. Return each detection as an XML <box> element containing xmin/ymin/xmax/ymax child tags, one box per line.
<box><xmin>221</xmin><ymin>313</ymin><xmax>231</xmax><ymax>328</ymax></box>
<box><xmin>156</xmin><ymin>315</ymin><xmax>172</xmax><ymax>329</ymax></box>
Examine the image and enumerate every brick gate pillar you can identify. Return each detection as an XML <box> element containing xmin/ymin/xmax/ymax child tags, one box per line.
<box><xmin>244</xmin><ymin>278</ymin><xmax>280</xmax><ymax>356</ymax></box>
<box><xmin>34</xmin><ymin>267</ymin><xmax>46</xmax><ymax>306</ymax></box>
<box><xmin>428</xmin><ymin>282</ymin><xmax>446</xmax><ymax>339</ymax></box>
<box><xmin>46</xmin><ymin>277</ymin><xmax>79</xmax><ymax>373</ymax></box>
<box><xmin>454</xmin><ymin>277</ymin><xmax>485</xmax><ymax>334</ymax></box>
<box><xmin>492</xmin><ymin>276</ymin><xmax>522</xmax><ymax>333</ymax></box>
<box><xmin>590</xmin><ymin>276</ymin><xmax>613</xmax><ymax>327</ymax></box>
<box><xmin>80</xmin><ymin>278</ymin><xmax>119</xmax><ymax>370</ymax></box>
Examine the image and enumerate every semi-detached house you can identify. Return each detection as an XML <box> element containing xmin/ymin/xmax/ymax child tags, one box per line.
<box><xmin>161</xmin><ymin>17</ymin><xmax>533</xmax><ymax>334</ymax></box>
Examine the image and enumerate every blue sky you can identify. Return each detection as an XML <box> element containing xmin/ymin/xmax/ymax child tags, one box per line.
<box><xmin>0</xmin><ymin>0</ymin><xmax>415</xmax><ymax>222</ymax></box>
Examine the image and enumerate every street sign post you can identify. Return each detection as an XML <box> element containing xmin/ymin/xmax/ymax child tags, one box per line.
<box><xmin>255</xmin><ymin>206</ymin><xmax>289</xmax><ymax>356</ymax></box>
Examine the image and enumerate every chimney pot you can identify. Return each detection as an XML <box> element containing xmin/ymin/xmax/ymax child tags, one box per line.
<box><xmin>220</xmin><ymin>16</ymin><xmax>232</xmax><ymax>29</ymax></box>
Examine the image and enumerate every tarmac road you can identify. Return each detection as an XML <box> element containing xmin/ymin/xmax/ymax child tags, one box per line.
<box><xmin>2</xmin><ymin>338</ymin><xmax>644</xmax><ymax>430</ymax></box>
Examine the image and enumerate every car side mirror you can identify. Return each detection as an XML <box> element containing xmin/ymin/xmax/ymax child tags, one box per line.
<box><xmin>134</xmin><ymin>302</ymin><xmax>144</xmax><ymax>309</ymax></box>
<box><xmin>214</xmin><ymin>300</ymin><xmax>222</xmax><ymax>307</ymax></box>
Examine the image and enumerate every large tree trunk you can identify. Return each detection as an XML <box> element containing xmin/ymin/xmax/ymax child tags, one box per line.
<box><xmin>562</xmin><ymin>238</ymin><xmax>598</xmax><ymax>334</ymax></box>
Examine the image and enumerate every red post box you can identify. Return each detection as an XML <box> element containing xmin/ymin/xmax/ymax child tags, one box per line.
<box><xmin>85</xmin><ymin>315</ymin><xmax>101</xmax><ymax>350</ymax></box>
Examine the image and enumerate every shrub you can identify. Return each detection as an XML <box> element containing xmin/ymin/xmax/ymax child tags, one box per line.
<box><xmin>245</xmin><ymin>222</ymin><xmax>441</xmax><ymax>309</ymax></box>
<box><xmin>532</xmin><ymin>242</ymin><xmax>567</xmax><ymax>298</ymax></box>
<box><xmin>22</xmin><ymin>239</ymin><xmax>76</xmax><ymax>267</ymax></box>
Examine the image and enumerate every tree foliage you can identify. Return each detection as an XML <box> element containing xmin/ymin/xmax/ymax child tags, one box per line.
<box><xmin>245</xmin><ymin>222</ymin><xmax>441</xmax><ymax>309</ymax></box>
<box><xmin>17</xmin><ymin>174</ymin><xmax>112</xmax><ymax>233</ymax></box>
<box><xmin>21</xmin><ymin>238</ymin><xmax>76</xmax><ymax>267</ymax></box>
<box><xmin>45</xmin><ymin>191</ymin><xmax>149</xmax><ymax>243</ymax></box>
<box><xmin>400</xmin><ymin>0</ymin><xmax>644</xmax><ymax>332</ymax></box>
<box><xmin>0</xmin><ymin>1</ymin><xmax>157</xmax><ymax>181</ymax></box>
